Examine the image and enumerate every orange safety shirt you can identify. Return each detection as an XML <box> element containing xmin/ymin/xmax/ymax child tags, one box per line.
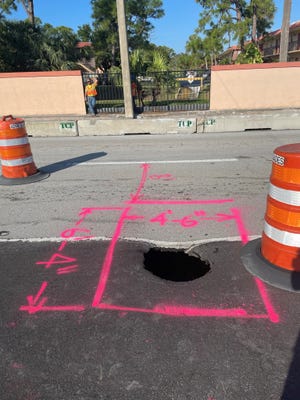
<box><xmin>85</xmin><ymin>83</ymin><xmax>97</xmax><ymax>97</ymax></box>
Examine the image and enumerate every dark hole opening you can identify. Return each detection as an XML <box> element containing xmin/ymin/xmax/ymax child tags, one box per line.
<box><xmin>144</xmin><ymin>248</ymin><xmax>210</xmax><ymax>282</ymax></box>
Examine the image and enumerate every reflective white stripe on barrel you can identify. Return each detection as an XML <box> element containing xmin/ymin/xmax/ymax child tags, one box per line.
<box><xmin>264</xmin><ymin>221</ymin><xmax>300</xmax><ymax>247</ymax></box>
<box><xmin>269</xmin><ymin>183</ymin><xmax>300</xmax><ymax>206</ymax></box>
<box><xmin>1</xmin><ymin>156</ymin><xmax>33</xmax><ymax>166</ymax></box>
<box><xmin>0</xmin><ymin>137</ymin><xmax>29</xmax><ymax>146</ymax></box>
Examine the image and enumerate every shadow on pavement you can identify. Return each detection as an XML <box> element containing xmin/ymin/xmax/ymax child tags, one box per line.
<box><xmin>291</xmin><ymin>252</ymin><xmax>300</xmax><ymax>291</ymax></box>
<box><xmin>281</xmin><ymin>253</ymin><xmax>300</xmax><ymax>399</ymax></box>
<box><xmin>281</xmin><ymin>331</ymin><xmax>300</xmax><ymax>399</ymax></box>
<box><xmin>292</xmin><ymin>270</ymin><xmax>300</xmax><ymax>291</ymax></box>
<box><xmin>40</xmin><ymin>152</ymin><xmax>107</xmax><ymax>173</ymax></box>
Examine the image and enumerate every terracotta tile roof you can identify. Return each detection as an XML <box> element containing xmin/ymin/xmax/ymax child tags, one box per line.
<box><xmin>290</xmin><ymin>20</ymin><xmax>300</xmax><ymax>30</ymax></box>
<box><xmin>76</xmin><ymin>41</ymin><xmax>92</xmax><ymax>49</ymax></box>
<box><xmin>267</xmin><ymin>20</ymin><xmax>300</xmax><ymax>37</ymax></box>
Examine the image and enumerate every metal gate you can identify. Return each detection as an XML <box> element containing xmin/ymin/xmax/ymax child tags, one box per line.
<box><xmin>83</xmin><ymin>69</ymin><xmax>210</xmax><ymax>114</ymax></box>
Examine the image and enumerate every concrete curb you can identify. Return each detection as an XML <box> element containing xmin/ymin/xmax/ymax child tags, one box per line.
<box><xmin>22</xmin><ymin>108</ymin><xmax>300</xmax><ymax>137</ymax></box>
<box><xmin>77</xmin><ymin>117</ymin><xmax>197</xmax><ymax>136</ymax></box>
<box><xmin>202</xmin><ymin>109</ymin><xmax>300</xmax><ymax>133</ymax></box>
<box><xmin>26</xmin><ymin>119</ymin><xmax>78</xmax><ymax>137</ymax></box>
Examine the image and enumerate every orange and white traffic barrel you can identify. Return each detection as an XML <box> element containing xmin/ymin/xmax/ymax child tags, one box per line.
<box><xmin>241</xmin><ymin>143</ymin><xmax>300</xmax><ymax>292</ymax></box>
<box><xmin>0</xmin><ymin>115</ymin><xmax>49</xmax><ymax>185</ymax></box>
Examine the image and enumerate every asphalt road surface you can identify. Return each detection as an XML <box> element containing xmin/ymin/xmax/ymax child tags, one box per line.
<box><xmin>1</xmin><ymin>131</ymin><xmax>300</xmax><ymax>400</ymax></box>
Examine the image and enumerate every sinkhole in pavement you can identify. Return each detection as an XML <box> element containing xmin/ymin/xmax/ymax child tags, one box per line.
<box><xmin>144</xmin><ymin>248</ymin><xmax>211</xmax><ymax>282</ymax></box>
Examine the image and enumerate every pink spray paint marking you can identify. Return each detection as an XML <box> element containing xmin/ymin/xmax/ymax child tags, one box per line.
<box><xmin>24</xmin><ymin>281</ymin><xmax>48</xmax><ymax>312</ymax></box>
<box><xmin>20</xmin><ymin>163</ymin><xmax>279</xmax><ymax>323</ymax></box>
<box><xmin>91</xmin><ymin>164</ymin><xmax>279</xmax><ymax>323</ymax></box>
<box><xmin>56</xmin><ymin>265</ymin><xmax>78</xmax><ymax>275</ymax></box>
<box><xmin>58</xmin><ymin>241</ymin><xmax>68</xmax><ymax>252</ymax></box>
<box><xmin>61</xmin><ymin>228</ymin><xmax>93</xmax><ymax>241</ymax></box>
<box><xmin>20</xmin><ymin>205</ymin><xmax>126</xmax><ymax>314</ymax></box>
<box><xmin>92</xmin><ymin>207</ymin><xmax>133</xmax><ymax>307</ymax></box>
<box><xmin>147</xmin><ymin>208</ymin><xmax>249</xmax><ymax>234</ymax></box>
<box><xmin>149</xmin><ymin>173</ymin><xmax>174</xmax><ymax>180</ymax></box>
<box><xmin>129</xmin><ymin>163</ymin><xmax>150</xmax><ymax>203</ymax></box>
<box><xmin>36</xmin><ymin>253</ymin><xmax>78</xmax><ymax>269</ymax></box>
<box><xmin>20</xmin><ymin>213</ymin><xmax>95</xmax><ymax>314</ymax></box>
<box><xmin>19</xmin><ymin>281</ymin><xmax>85</xmax><ymax>314</ymax></box>
<box><xmin>97</xmin><ymin>303</ymin><xmax>271</xmax><ymax>319</ymax></box>
<box><xmin>19</xmin><ymin>304</ymin><xmax>86</xmax><ymax>314</ymax></box>
<box><xmin>254</xmin><ymin>277</ymin><xmax>280</xmax><ymax>323</ymax></box>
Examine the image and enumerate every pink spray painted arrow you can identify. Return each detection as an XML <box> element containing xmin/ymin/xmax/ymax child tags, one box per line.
<box><xmin>20</xmin><ymin>281</ymin><xmax>86</xmax><ymax>314</ymax></box>
<box><xmin>20</xmin><ymin>281</ymin><xmax>48</xmax><ymax>314</ymax></box>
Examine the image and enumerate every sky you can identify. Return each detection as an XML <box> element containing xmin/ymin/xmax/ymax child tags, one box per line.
<box><xmin>7</xmin><ymin>0</ymin><xmax>300</xmax><ymax>54</ymax></box>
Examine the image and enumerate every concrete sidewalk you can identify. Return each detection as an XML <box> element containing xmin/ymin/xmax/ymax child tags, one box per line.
<box><xmin>20</xmin><ymin>108</ymin><xmax>300</xmax><ymax>137</ymax></box>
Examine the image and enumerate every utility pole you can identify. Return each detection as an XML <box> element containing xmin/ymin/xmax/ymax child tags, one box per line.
<box><xmin>279</xmin><ymin>0</ymin><xmax>292</xmax><ymax>62</ymax></box>
<box><xmin>116</xmin><ymin>0</ymin><xmax>134</xmax><ymax>118</ymax></box>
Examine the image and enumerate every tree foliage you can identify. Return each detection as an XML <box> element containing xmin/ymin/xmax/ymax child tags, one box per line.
<box><xmin>77</xmin><ymin>24</ymin><xmax>93</xmax><ymax>42</ymax></box>
<box><xmin>0</xmin><ymin>0</ymin><xmax>34</xmax><ymax>23</ymax></box>
<box><xmin>0</xmin><ymin>0</ymin><xmax>17</xmax><ymax>19</ymax></box>
<box><xmin>89</xmin><ymin>0</ymin><xmax>164</xmax><ymax>69</ymax></box>
<box><xmin>0</xmin><ymin>0</ymin><xmax>277</xmax><ymax>73</ymax></box>
<box><xmin>248</xmin><ymin>0</ymin><xmax>276</xmax><ymax>42</ymax></box>
<box><xmin>185</xmin><ymin>32</ymin><xmax>223</xmax><ymax>68</ymax></box>
<box><xmin>190</xmin><ymin>0</ymin><xmax>275</xmax><ymax>65</ymax></box>
<box><xmin>0</xmin><ymin>18</ymin><xmax>81</xmax><ymax>71</ymax></box>
<box><xmin>235</xmin><ymin>41</ymin><xmax>263</xmax><ymax>63</ymax></box>
<box><xmin>0</xmin><ymin>0</ymin><xmax>166</xmax><ymax>72</ymax></box>
<box><xmin>126</xmin><ymin>0</ymin><xmax>164</xmax><ymax>48</ymax></box>
<box><xmin>130</xmin><ymin>45</ymin><xmax>176</xmax><ymax>74</ymax></box>
<box><xmin>0</xmin><ymin>19</ymin><xmax>41</xmax><ymax>71</ymax></box>
<box><xmin>39</xmin><ymin>24</ymin><xmax>80</xmax><ymax>70</ymax></box>
<box><xmin>0</xmin><ymin>0</ymin><xmax>93</xmax><ymax>72</ymax></box>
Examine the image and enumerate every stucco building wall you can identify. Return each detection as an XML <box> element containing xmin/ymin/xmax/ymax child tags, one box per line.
<box><xmin>0</xmin><ymin>70</ymin><xmax>86</xmax><ymax>116</ymax></box>
<box><xmin>210</xmin><ymin>62</ymin><xmax>300</xmax><ymax>110</ymax></box>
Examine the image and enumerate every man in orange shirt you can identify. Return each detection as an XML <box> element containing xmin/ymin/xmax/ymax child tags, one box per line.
<box><xmin>85</xmin><ymin>77</ymin><xmax>98</xmax><ymax>116</ymax></box>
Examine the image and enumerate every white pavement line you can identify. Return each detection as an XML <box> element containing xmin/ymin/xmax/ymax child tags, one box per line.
<box><xmin>0</xmin><ymin>235</ymin><xmax>260</xmax><ymax>247</ymax></box>
<box><xmin>72</xmin><ymin>158</ymin><xmax>239</xmax><ymax>166</ymax></box>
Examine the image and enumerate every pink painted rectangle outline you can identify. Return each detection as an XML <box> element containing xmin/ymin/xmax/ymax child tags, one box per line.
<box><xmin>90</xmin><ymin>164</ymin><xmax>279</xmax><ymax>323</ymax></box>
<box><xmin>19</xmin><ymin>163</ymin><xmax>279</xmax><ymax>322</ymax></box>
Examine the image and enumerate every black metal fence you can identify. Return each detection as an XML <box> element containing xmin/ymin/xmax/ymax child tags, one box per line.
<box><xmin>83</xmin><ymin>69</ymin><xmax>210</xmax><ymax>113</ymax></box>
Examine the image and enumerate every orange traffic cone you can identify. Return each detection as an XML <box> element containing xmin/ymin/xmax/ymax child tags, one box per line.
<box><xmin>0</xmin><ymin>115</ymin><xmax>49</xmax><ymax>185</ymax></box>
<box><xmin>241</xmin><ymin>143</ymin><xmax>300</xmax><ymax>292</ymax></box>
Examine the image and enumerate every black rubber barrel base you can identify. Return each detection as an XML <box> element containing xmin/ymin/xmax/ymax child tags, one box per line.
<box><xmin>241</xmin><ymin>238</ymin><xmax>300</xmax><ymax>292</ymax></box>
